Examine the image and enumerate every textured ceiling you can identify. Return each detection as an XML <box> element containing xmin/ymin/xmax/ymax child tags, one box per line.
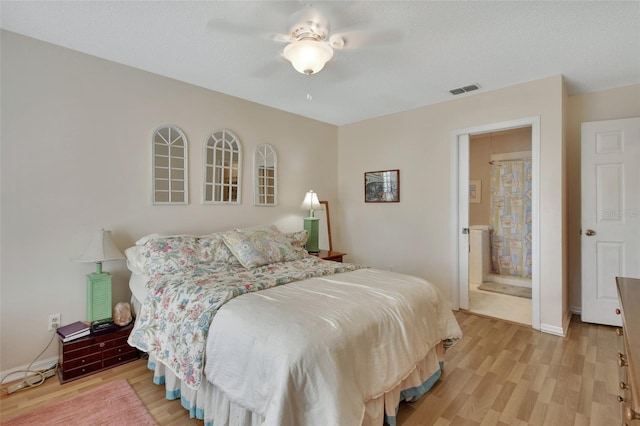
<box><xmin>1</xmin><ymin>1</ymin><xmax>639</xmax><ymax>125</ymax></box>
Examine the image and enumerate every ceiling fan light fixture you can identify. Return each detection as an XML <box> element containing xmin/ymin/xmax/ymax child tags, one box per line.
<box><xmin>283</xmin><ymin>40</ymin><xmax>333</xmax><ymax>75</ymax></box>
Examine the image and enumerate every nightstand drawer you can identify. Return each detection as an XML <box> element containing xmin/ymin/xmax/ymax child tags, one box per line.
<box><xmin>63</xmin><ymin>343</ymin><xmax>103</xmax><ymax>359</ymax></box>
<box><xmin>98</xmin><ymin>336</ymin><xmax>129</xmax><ymax>351</ymax></box>
<box><xmin>65</xmin><ymin>361</ymin><xmax>103</xmax><ymax>381</ymax></box>
<box><xmin>63</xmin><ymin>352</ymin><xmax>102</xmax><ymax>370</ymax></box>
<box><xmin>103</xmin><ymin>345</ymin><xmax>136</xmax><ymax>359</ymax></box>
<box><xmin>104</xmin><ymin>350</ymin><xmax>138</xmax><ymax>368</ymax></box>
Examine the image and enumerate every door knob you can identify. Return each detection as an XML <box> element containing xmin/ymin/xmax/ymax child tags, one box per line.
<box><xmin>585</xmin><ymin>229</ymin><xmax>596</xmax><ymax>236</ymax></box>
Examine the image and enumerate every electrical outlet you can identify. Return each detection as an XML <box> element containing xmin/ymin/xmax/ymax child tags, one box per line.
<box><xmin>48</xmin><ymin>314</ymin><xmax>61</xmax><ymax>331</ymax></box>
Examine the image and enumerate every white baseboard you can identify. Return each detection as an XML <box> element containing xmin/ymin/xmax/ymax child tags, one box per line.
<box><xmin>0</xmin><ymin>356</ymin><xmax>58</xmax><ymax>383</ymax></box>
<box><xmin>540</xmin><ymin>323</ymin><xmax>565</xmax><ymax>336</ymax></box>
<box><xmin>570</xmin><ymin>305</ymin><xmax>582</xmax><ymax>315</ymax></box>
<box><xmin>540</xmin><ymin>309</ymin><xmax>573</xmax><ymax>337</ymax></box>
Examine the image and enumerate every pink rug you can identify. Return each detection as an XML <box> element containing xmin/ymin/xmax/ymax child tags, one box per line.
<box><xmin>3</xmin><ymin>379</ymin><xmax>157</xmax><ymax>425</ymax></box>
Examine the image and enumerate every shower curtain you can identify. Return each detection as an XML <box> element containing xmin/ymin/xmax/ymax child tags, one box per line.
<box><xmin>490</xmin><ymin>159</ymin><xmax>532</xmax><ymax>279</ymax></box>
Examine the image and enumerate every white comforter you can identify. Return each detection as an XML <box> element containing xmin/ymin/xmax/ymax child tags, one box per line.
<box><xmin>204</xmin><ymin>268</ymin><xmax>462</xmax><ymax>426</ymax></box>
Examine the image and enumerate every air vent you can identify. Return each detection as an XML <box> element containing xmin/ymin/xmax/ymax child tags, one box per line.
<box><xmin>449</xmin><ymin>83</ymin><xmax>481</xmax><ymax>96</ymax></box>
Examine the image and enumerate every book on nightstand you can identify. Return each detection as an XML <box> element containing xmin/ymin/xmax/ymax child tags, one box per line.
<box><xmin>56</xmin><ymin>321</ymin><xmax>91</xmax><ymax>342</ymax></box>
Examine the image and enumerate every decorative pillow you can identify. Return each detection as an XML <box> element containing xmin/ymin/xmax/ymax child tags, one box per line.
<box><xmin>198</xmin><ymin>233</ymin><xmax>240</xmax><ymax>265</ymax></box>
<box><xmin>136</xmin><ymin>235</ymin><xmax>200</xmax><ymax>275</ymax></box>
<box><xmin>222</xmin><ymin>225</ymin><xmax>306</xmax><ymax>269</ymax></box>
<box><xmin>285</xmin><ymin>230</ymin><xmax>309</xmax><ymax>249</ymax></box>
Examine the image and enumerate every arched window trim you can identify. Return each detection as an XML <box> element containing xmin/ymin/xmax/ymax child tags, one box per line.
<box><xmin>254</xmin><ymin>144</ymin><xmax>277</xmax><ymax>206</ymax></box>
<box><xmin>152</xmin><ymin>125</ymin><xmax>188</xmax><ymax>205</ymax></box>
<box><xmin>203</xmin><ymin>129</ymin><xmax>242</xmax><ymax>204</ymax></box>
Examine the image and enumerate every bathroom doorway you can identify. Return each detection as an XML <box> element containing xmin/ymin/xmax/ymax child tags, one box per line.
<box><xmin>451</xmin><ymin>117</ymin><xmax>540</xmax><ymax>330</ymax></box>
<box><xmin>467</xmin><ymin>128</ymin><xmax>532</xmax><ymax>325</ymax></box>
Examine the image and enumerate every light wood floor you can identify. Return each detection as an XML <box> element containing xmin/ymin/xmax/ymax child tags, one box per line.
<box><xmin>0</xmin><ymin>311</ymin><xmax>621</xmax><ymax>425</ymax></box>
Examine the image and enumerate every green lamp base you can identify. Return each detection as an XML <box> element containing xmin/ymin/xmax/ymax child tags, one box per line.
<box><xmin>303</xmin><ymin>217</ymin><xmax>320</xmax><ymax>253</ymax></box>
<box><xmin>87</xmin><ymin>272</ymin><xmax>112</xmax><ymax>323</ymax></box>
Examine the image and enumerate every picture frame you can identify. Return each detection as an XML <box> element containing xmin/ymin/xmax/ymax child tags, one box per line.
<box><xmin>364</xmin><ymin>169</ymin><xmax>400</xmax><ymax>203</ymax></box>
<box><xmin>469</xmin><ymin>179</ymin><xmax>481</xmax><ymax>204</ymax></box>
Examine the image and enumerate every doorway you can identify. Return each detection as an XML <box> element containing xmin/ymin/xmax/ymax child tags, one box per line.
<box><xmin>467</xmin><ymin>128</ymin><xmax>532</xmax><ymax>325</ymax></box>
<box><xmin>451</xmin><ymin>117</ymin><xmax>541</xmax><ymax>330</ymax></box>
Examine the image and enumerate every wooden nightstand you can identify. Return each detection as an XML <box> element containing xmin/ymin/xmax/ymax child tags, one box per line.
<box><xmin>58</xmin><ymin>323</ymin><xmax>139</xmax><ymax>384</ymax></box>
<box><xmin>314</xmin><ymin>250</ymin><xmax>346</xmax><ymax>262</ymax></box>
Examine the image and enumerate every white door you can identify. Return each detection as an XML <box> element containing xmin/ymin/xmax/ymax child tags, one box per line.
<box><xmin>581</xmin><ymin>117</ymin><xmax>640</xmax><ymax>326</ymax></box>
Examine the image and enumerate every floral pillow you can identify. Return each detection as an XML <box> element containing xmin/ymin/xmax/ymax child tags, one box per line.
<box><xmin>222</xmin><ymin>225</ymin><xmax>307</xmax><ymax>269</ymax></box>
<box><xmin>198</xmin><ymin>233</ymin><xmax>240</xmax><ymax>265</ymax></box>
<box><xmin>285</xmin><ymin>230</ymin><xmax>309</xmax><ymax>249</ymax></box>
<box><xmin>136</xmin><ymin>235</ymin><xmax>200</xmax><ymax>275</ymax></box>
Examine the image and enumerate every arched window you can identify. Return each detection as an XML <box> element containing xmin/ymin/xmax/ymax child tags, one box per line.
<box><xmin>152</xmin><ymin>125</ymin><xmax>188</xmax><ymax>204</ymax></box>
<box><xmin>254</xmin><ymin>144</ymin><xmax>277</xmax><ymax>206</ymax></box>
<box><xmin>203</xmin><ymin>129</ymin><xmax>242</xmax><ymax>204</ymax></box>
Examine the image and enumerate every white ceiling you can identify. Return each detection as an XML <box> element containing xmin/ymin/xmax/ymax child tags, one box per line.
<box><xmin>1</xmin><ymin>1</ymin><xmax>639</xmax><ymax>126</ymax></box>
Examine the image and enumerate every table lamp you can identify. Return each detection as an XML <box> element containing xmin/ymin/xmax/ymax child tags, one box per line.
<box><xmin>300</xmin><ymin>190</ymin><xmax>322</xmax><ymax>253</ymax></box>
<box><xmin>74</xmin><ymin>229</ymin><xmax>125</xmax><ymax>324</ymax></box>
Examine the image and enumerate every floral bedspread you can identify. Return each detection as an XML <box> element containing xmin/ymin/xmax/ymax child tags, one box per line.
<box><xmin>127</xmin><ymin>257</ymin><xmax>364</xmax><ymax>389</ymax></box>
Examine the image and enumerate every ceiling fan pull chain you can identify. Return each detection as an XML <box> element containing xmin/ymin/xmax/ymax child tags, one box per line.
<box><xmin>306</xmin><ymin>76</ymin><xmax>313</xmax><ymax>101</ymax></box>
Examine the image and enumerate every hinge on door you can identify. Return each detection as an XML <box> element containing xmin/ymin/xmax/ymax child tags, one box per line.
<box><xmin>462</xmin><ymin>228</ymin><xmax>469</xmax><ymax>234</ymax></box>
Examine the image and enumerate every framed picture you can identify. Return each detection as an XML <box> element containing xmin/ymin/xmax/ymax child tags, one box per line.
<box><xmin>364</xmin><ymin>169</ymin><xmax>400</xmax><ymax>203</ymax></box>
<box><xmin>469</xmin><ymin>179</ymin><xmax>481</xmax><ymax>203</ymax></box>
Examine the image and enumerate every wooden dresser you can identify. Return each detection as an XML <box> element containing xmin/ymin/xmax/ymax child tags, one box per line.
<box><xmin>616</xmin><ymin>276</ymin><xmax>640</xmax><ymax>425</ymax></box>
<box><xmin>58</xmin><ymin>324</ymin><xmax>138</xmax><ymax>383</ymax></box>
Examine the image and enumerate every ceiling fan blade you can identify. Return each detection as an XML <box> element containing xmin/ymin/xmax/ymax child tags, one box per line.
<box><xmin>270</xmin><ymin>32</ymin><xmax>294</xmax><ymax>43</ymax></box>
<box><xmin>207</xmin><ymin>18</ymin><xmax>290</xmax><ymax>43</ymax></box>
<box><xmin>334</xmin><ymin>29</ymin><xmax>405</xmax><ymax>49</ymax></box>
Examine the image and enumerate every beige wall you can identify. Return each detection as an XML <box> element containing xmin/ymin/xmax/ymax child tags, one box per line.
<box><xmin>469</xmin><ymin>127</ymin><xmax>532</xmax><ymax>226</ymax></box>
<box><xmin>337</xmin><ymin>76</ymin><xmax>566</xmax><ymax>332</ymax></box>
<box><xmin>0</xmin><ymin>31</ymin><xmax>338</xmax><ymax>371</ymax></box>
<box><xmin>565</xmin><ymin>84</ymin><xmax>640</xmax><ymax>312</ymax></box>
<box><xmin>3</xmin><ymin>28</ymin><xmax>638</xmax><ymax>372</ymax></box>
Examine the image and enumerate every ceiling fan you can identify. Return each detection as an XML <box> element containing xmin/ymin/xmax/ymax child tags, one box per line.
<box><xmin>210</xmin><ymin>5</ymin><xmax>402</xmax><ymax>77</ymax></box>
<box><xmin>276</xmin><ymin>7</ymin><xmax>346</xmax><ymax>75</ymax></box>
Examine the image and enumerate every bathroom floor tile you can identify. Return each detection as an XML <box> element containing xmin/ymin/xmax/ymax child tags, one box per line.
<box><xmin>467</xmin><ymin>281</ymin><xmax>532</xmax><ymax>325</ymax></box>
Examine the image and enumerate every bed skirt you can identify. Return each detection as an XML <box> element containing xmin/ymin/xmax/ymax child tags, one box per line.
<box><xmin>145</xmin><ymin>343</ymin><xmax>445</xmax><ymax>426</ymax></box>
<box><xmin>131</xmin><ymin>292</ymin><xmax>446</xmax><ymax>425</ymax></box>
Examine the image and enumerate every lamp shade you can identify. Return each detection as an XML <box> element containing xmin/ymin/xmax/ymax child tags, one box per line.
<box><xmin>300</xmin><ymin>190</ymin><xmax>323</xmax><ymax>217</ymax></box>
<box><xmin>74</xmin><ymin>229</ymin><xmax>125</xmax><ymax>263</ymax></box>
<box><xmin>283</xmin><ymin>40</ymin><xmax>333</xmax><ymax>75</ymax></box>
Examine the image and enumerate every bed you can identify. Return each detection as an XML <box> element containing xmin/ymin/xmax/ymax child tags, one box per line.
<box><xmin>126</xmin><ymin>225</ymin><xmax>462</xmax><ymax>426</ymax></box>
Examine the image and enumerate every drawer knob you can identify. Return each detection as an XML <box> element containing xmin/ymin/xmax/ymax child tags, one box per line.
<box><xmin>616</xmin><ymin>328</ymin><xmax>624</xmax><ymax>336</ymax></box>
<box><xmin>617</xmin><ymin>395</ymin><xmax>625</xmax><ymax>403</ymax></box>
<box><xmin>618</xmin><ymin>352</ymin><xmax>628</xmax><ymax>367</ymax></box>
<box><xmin>99</xmin><ymin>343</ymin><xmax>106</xmax><ymax>348</ymax></box>
<box><xmin>616</xmin><ymin>308</ymin><xmax>621</xmax><ymax>315</ymax></box>
<box><xmin>620</xmin><ymin>381</ymin><xmax>629</xmax><ymax>390</ymax></box>
<box><xmin>626</xmin><ymin>406</ymin><xmax>640</xmax><ymax>421</ymax></box>
<box><xmin>618</xmin><ymin>358</ymin><xmax>628</xmax><ymax>367</ymax></box>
